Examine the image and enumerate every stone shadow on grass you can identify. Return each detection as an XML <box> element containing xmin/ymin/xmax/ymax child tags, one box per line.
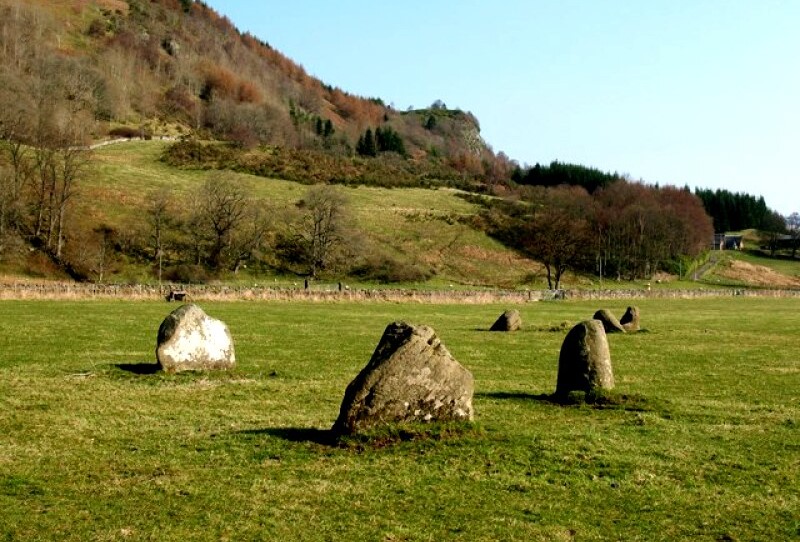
<box><xmin>477</xmin><ymin>391</ymin><xmax>553</xmax><ymax>402</ymax></box>
<box><xmin>240</xmin><ymin>427</ymin><xmax>337</xmax><ymax>446</ymax></box>
<box><xmin>478</xmin><ymin>390</ymin><xmax>661</xmax><ymax>412</ymax></box>
<box><xmin>240</xmin><ymin>422</ymin><xmax>479</xmax><ymax>450</ymax></box>
<box><xmin>114</xmin><ymin>363</ymin><xmax>161</xmax><ymax>375</ymax></box>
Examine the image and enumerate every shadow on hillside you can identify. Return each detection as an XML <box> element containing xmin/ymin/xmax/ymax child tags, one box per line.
<box><xmin>240</xmin><ymin>427</ymin><xmax>336</xmax><ymax>446</ymax></box>
<box><xmin>115</xmin><ymin>363</ymin><xmax>161</xmax><ymax>375</ymax></box>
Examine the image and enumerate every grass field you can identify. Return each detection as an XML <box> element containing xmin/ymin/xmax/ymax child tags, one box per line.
<box><xmin>1</xmin><ymin>298</ymin><xmax>798</xmax><ymax>541</ymax></box>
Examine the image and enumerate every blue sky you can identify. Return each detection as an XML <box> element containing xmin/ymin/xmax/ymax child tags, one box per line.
<box><xmin>203</xmin><ymin>0</ymin><xmax>800</xmax><ymax>216</ymax></box>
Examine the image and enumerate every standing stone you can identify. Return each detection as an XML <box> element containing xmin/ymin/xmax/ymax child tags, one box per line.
<box><xmin>620</xmin><ymin>306</ymin><xmax>641</xmax><ymax>332</ymax></box>
<box><xmin>156</xmin><ymin>304</ymin><xmax>235</xmax><ymax>373</ymax></box>
<box><xmin>333</xmin><ymin>321</ymin><xmax>474</xmax><ymax>435</ymax></box>
<box><xmin>555</xmin><ymin>319</ymin><xmax>614</xmax><ymax>397</ymax></box>
<box><xmin>592</xmin><ymin>309</ymin><xmax>626</xmax><ymax>333</ymax></box>
<box><xmin>490</xmin><ymin>309</ymin><xmax>522</xmax><ymax>332</ymax></box>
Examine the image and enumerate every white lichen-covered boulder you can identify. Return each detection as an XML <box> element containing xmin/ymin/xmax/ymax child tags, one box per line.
<box><xmin>333</xmin><ymin>321</ymin><xmax>474</xmax><ymax>435</ymax></box>
<box><xmin>156</xmin><ymin>304</ymin><xmax>235</xmax><ymax>373</ymax></box>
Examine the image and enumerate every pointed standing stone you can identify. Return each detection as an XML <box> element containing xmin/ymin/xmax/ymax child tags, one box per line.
<box><xmin>333</xmin><ymin>321</ymin><xmax>474</xmax><ymax>435</ymax></box>
<box><xmin>620</xmin><ymin>306</ymin><xmax>641</xmax><ymax>332</ymax></box>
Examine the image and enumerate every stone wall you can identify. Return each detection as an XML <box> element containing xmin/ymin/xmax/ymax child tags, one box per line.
<box><xmin>1</xmin><ymin>282</ymin><xmax>798</xmax><ymax>303</ymax></box>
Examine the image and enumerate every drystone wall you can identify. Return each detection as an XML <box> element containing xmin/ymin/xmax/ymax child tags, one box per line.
<box><xmin>1</xmin><ymin>282</ymin><xmax>798</xmax><ymax>303</ymax></box>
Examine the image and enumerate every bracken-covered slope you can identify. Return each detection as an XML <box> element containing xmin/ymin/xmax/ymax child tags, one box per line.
<box><xmin>1</xmin><ymin>0</ymin><xmax>499</xmax><ymax>171</ymax></box>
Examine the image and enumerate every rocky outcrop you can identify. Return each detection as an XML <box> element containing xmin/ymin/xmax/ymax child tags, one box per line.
<box><xmin>156</xmin><ymin>304</ymin><xmax>235</xmax><ymax>373</ymax></box>
<box><xmin>333</xmin><ymin>321</ymin><xmax>474</xmax><ymax>435</ymax></box>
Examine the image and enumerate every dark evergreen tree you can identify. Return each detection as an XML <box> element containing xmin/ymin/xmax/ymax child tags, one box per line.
<box><xmin>424</xmin><ymin>115</ymin><xmax>437</xmax><ymax>130</ymax></box>
<box><xmin>375</xmin><ymin>126</ymin><xmax>406</xmax><ymax>156</ymax></box>
<box><xmin>694</xmin><ymin>188</ymin><xmax>776</xmax><ymax>232</ymax></box>
<box><xmin>356</xmin><ymin>128</ymin><xmax>376</xmax><ymax>157</ymax></box>
<box><xmin>515</xmin><ymin>161</ymin><xmax>617</xmax><ymax>193</ymax></box>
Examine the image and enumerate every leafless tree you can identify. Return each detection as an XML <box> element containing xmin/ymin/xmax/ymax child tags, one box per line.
<box><xmin>145</xmin><ymin>188</ymin><xmax>176</xmax><ymax>285</ymax></box>
<box><xmin>519</xmin><ymin>185</ymin><xmax>593</xmax><ymax>289</ymax></box>
<box><xmin>192</xmin><ymin>174</ymin><xmax>248</xmax><ymax>270</ymax></box>
<box><xmin>787</xmin><ymin>212</ymin><xmax>800</xmax><ymax>259</ymax></box>
<box><xmin>296</xmin><ymin>185</ymin><xmax>350</xmax><ymax>278</ymax></box>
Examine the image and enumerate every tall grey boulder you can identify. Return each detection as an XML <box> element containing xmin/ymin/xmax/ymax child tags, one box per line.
<box><xmin>156</xmin><ymin>304</ymin><xmax>235</xmax><ymax>373</ymax></box>
<box><xmin>555</xmin><ymin>319</ymin><xmax>614</xmax><ymax>397</ymax></box>
<box><xmin>593</xmin><ymin>309</ymin><xmax>626</xmax><ymax>334</ymax></box>
<box><xmin>620</xmin><ymin>306</ymin><xmax>641</xmax><ymax>332</ymax></box>
<box><xmin>333</xmin><ymin>321</ymin><xmax>474</xmax><ymax>435</ymax></box>
<box><xmin>490</xmin><ymin>309</ymin><xmax>522</xmax><ymax>331</ymax></box>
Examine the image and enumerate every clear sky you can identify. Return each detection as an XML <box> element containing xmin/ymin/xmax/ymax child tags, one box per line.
<box><xmin>202</xmin><ymin>0</ymin><xmax>800</xmax><ymax>216</ymax></box>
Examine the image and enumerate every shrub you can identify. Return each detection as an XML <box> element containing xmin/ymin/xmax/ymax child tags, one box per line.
<box><xmin>351</xmin><ymin>255</ymin><xmax>433</xmax><ymax>283</ymax></box>
<box><xmin>162</xmin><ymin>264</ymin><xmax>209</xmax><ymax>284</ymax></box>
<box><xmin>109</xmin><ymin>126</ymin><xmax>150</xmax><ymax>139</ymax></box>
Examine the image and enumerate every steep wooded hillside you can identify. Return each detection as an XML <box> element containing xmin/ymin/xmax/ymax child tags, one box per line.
<box><xmin>0</xmin><ymin>0</ymin><xmax>498</xmax><ymax>172</ymax></box>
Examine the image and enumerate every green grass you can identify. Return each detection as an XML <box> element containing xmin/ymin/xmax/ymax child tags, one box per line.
<box><xmin>0</xmin><ymin>297</ymin><xmax>798</xmax><ymax>540</ymax></box>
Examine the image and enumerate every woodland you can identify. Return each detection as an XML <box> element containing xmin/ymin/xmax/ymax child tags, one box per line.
<box><xmin>0</xmin><ymin>0</ymin><xmax>794</xmax><ymax>287</ymax></box>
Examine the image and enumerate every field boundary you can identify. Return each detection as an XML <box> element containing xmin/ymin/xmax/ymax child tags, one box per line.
<box><xmin>1</xmin><ymin>282</ymin><xmax>798</xmax><ymax>303</ymax></box>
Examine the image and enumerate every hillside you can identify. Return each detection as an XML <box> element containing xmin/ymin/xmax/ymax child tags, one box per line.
<box><xmin>1</xmin><ymin>1</ymin><xmax>797</xmax><ymax>289</ymax></box>
<box><xmin>0</xmin><ymin>0</ymin><xmax>498</xmax><ymax>171</ymax></box>
<box><xmin>38</xmin><ymin>140</ymin><xmax>542</xmax><ymax>287</ymax></box>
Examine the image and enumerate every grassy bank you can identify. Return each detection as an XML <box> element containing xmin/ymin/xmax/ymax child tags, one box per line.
<box><xmin>0</xmin><ymin>298</ymin><xmax>798</xmax><ymax>540</ymax></box>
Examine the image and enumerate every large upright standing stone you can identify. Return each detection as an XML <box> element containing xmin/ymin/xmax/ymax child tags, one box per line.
<box><xmin>156</xmin><ymin>304</ymin><xmax>235</xmax><ymax>373</ymax></box>
<box><xmin>555</xmin><ymin>319</ymin><xmax>614</xmax><ymax>397</ymax></box>
<box><xmin>333</xmin><ymin>321</ymin><xmax>474</xmax><ymax>435</ymax></box>
<box><xmin>620</xmin><ymin>306</ymin><xmax>641</xmax><ymax>332</ymax></box>
<box><xmin>490</xmin><ymin>309</ymin><xmax>522</xmax><ymax>332</ymax></box>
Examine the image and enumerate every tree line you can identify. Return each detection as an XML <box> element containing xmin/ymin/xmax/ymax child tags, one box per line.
<box><xmin>512</xmin><ymin>161</ymin><xmax>620</xmax><ymax>193</ymax></box>
<box><xmin>694</xmin><ymin>188</ymin><xmax>786</xmax><ymax>233</ymax></box>
<box><xmin>474</xmin><ymin>182</ymin><xmax>713</xmax><ymax>289</ymax></box>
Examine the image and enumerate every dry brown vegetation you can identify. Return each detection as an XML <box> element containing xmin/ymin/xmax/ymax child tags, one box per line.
<box><xmin>715</xmin><ymin>258</ymin><xmax>800</xmax><ymax>288</ymax></box>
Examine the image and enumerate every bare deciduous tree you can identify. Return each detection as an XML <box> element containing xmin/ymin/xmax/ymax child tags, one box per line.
<box><xmin>787</xmin><ymin>212</ymin><xmax>800</xmax><ymax>259</ymax></box>
<box><xmin>297</xmin><ymin>185</ymin><xmax>349</xmax><ymax>278</ymax></box>
<box><xmin>145</xmin><ymin>188</ymin><xmax>176</xmax><ymax>285</ymax></box>
<box><xmin>520</xmin><ymin>185</ymin><xmax>593</xmax><ymax>289</ymax></box>
<box><xmin>190</xmin><ymin>174</ymin><xmax>249</xmax><ymax>270</ymax></box>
